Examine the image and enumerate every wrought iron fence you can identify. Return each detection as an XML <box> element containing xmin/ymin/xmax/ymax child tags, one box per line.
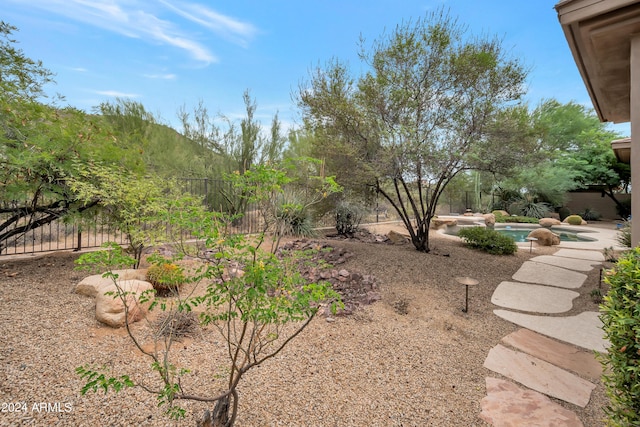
<box><xmin>0</xmin><ymin>178</ymin><xmax>262</xmax><ymax>257</ymax></box>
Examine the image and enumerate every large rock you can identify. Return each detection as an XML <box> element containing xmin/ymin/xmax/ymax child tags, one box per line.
<box><xmin>95</xmin><ymin>279</ymin><xmax>154</xmax><ymax>328</ymax></box>
<box><xmin>430</xmin><ymin>218</ymin><xmax>458</xmax><ymax>229</ymax></box>
<box><xmin>387</xmin><ymin>230</ymin><xmax>409</xmax><ymax>245</ymax></box>
<box><xmin>75</xmin><ymin>269</ymin><xmax>148</xmax><ymax>298</ymax></box>
<box><xmin>483</xmin><ymin>213</ymin><xmax>496</xmax><ymax>228</ymax></box>
<box><xmin>539</xmin><ymin>218</ymin><xmax>562</xmax><ymax>228</ymax></box>
<box><xmin>527</xmin><ymin>228</ymin><xmax>560</xmax><ymax>246</ymax></box>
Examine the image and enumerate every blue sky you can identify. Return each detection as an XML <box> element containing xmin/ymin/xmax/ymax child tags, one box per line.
<box><xmin>2</xmin><ymin>0</ymin><xmax>631</xmax><ymax>136</ymax></box>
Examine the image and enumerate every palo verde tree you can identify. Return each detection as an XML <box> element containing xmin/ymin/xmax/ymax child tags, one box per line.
<box><xmin>0</xmin><ymin>22</ymin><xmax>145</xmax><ymax>252</ymax></box>
<box><xmin>297</xmin><ymin>9</ymin><xmax>528</xmax><ymax>252</ymax></box>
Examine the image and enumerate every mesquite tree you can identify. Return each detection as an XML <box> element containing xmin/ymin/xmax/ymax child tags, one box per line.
<box><xmin>297</xmin><ymin>9</ymin><xmax>528</xmax><ymax>252</ymax></box>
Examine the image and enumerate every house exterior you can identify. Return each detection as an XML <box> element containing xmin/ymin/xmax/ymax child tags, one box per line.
<box><xmin>555</xmin><ymin>0</ymin><xmax>640</xmax><ymax>244</ymax></box>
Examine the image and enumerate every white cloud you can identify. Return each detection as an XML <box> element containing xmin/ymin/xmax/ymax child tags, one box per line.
<box><xmin>94</xmin><ymin>90</ymin><xmax>140</xmax><ymax>98</ymax></box>
<box><xmin>16</xmin><ymin>0</ymin><xmax>223</xmax><ymax>64</ymax></box>
<box><xmin>143</xmin><ymin>73</ymin><xmax>177</xmax><ymax>80</ymax></box>
<box><xmin>159</xmin><ymin>0</ymin><xmax>258</xmax><ymax>47</ymax></box>
<box><xmin>70</xmin><ymin>67</ymin><xmax>88</xmax><ymax>72</ymax></box>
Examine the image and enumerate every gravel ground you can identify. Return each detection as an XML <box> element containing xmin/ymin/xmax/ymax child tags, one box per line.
<box><xmin>0</xmin><ymin>226</ymin><xmax>608</xmax><ymax>426</ymax></box>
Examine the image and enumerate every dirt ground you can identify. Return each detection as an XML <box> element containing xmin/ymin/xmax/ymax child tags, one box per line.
<box><xmin>0</xmin><ymin>224</ymin><xmax>610</xmax><ymax>426</ymax></box>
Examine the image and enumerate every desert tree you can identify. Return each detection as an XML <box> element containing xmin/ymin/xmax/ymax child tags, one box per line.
<box><xmin>75</xmin><ymin>167</ymin><xmax>342</xmax><ymax>427</ymax></box>
<box><xmin>0</xmin><ymin>22</ymin><xmax>148</xmax><ymax>252</ymax></box>
<box><xmin>297</xmin><ymin>9</ymin><xmax>528</xmax><ymax>252</ymax></box>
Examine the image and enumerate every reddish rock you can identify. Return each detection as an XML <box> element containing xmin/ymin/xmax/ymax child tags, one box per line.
<box><xmin>527</xmin><ymin>228</ymin><xmax>561</xmax><ymax>246</ymax></box>
<box><xmin>480</xmin><ymin>378</ymin><xmax>584</xmax><ymax>426</ymax></box>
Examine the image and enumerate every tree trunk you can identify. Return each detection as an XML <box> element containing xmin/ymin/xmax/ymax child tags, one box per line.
<box><xmin>197</xmin><ymin>396</ymin><xmax>231</xmax><ymax>427</ymax></box>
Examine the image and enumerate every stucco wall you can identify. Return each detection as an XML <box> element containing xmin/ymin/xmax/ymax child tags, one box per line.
<box><xmin>564</xmin><ymin>191</ymin><xmax>630</xmax><ymax>220</ymax></box>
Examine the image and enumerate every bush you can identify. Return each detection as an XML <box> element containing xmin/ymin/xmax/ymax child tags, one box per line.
<box><xmin>565</xmin><ymin>214</ymin><xmax>584</xmax><ymax>225</ymax></box>
<box><xmin>600</xmin><ymin>248</ymin><xmax>640</xmax><ymax>426</ymax></box>
<box><xmin>457</xmin><ymin>226</ymin><xmax>517</xmax><ymax>255</ymax></box>
<box><xmin>276</xmin><ymin>202</ymin><xmax>315</xmax><ymax>237</ymax></box>
<box><xmin>335</xmin><ymin>201</ymin><xmax>366</xmax><ymax>235</ymax></box>
<box><xmin>493</xmin><ymin>214</ymin><xmax>539</xmax><ymax>224</ymax></box>
<box><xmin>146</xmin><ymin>262</ymin><xmax>185</xmax><ymax>296</ymax></box>
<box><xmin>558</xmin><ymin>206</ymin><xmax>571</xmax><ymax>221</ymax></box>
<box><xmin>579</xmin><ymin>208</ymin><xmax>601</xmax><ymax>221</ymax></box>
<box><xmin>617</xmin><ymin>219</ymin><xmax>631</xmax><ymax>248</ymax></box>
<box><xmin>508</xmin><ymin>198</ymin><xmax>551</xmax><ymax>219</ymax></box>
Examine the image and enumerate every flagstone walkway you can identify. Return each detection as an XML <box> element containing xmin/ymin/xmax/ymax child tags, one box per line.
<box><xmin>479</xmin><ymin>226</ymin><xmax>622</xmax><ymax>426</ymax></box>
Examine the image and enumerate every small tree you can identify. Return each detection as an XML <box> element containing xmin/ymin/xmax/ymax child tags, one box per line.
<box><xmin>297</xmin><ymin>9</ymin><xmax>527</xmax><ymax>252</ymax></box>
<box><xmin>75</xmin><ymin>176</ymin><xmax>342</xmax><ymax>427</ymax></box>
<box><xmin>68</xmin><ymin>166</ymin><xmax>190</xmax><ymax>267</ymax></box>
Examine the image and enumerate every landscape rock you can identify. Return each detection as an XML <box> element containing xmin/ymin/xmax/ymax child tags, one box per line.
<box><xmin>527</xmin><ymin>228</ymin><xmax>560</xmax><ymax>246</ymax></box>
<box><xmin>95</xmin><ymin>279</ymin><xmax>154</xmax><ymax>328</ymax></box>
<box><xmin>75</xmin><ymin>269</ymin><xmax>148</xmax><ymax>298</ymax></box>
<box><xmin>430</xmin><ymin>218</ymin><xmax>458</xmax><ymax>229</ymax></box>
<box><xmin>539</xmin><ymin>218</ymin><xmax>562</xmax><ymax>227</ymax></box>
<box><xmin>493</xmin><ymin>210</ymin><xmax>509</xmax><ymax>217</ymax></box>
<box><xmin>483</xmin><ymin>213</ymin><xmax>496</xmax><ymax>228</ymax></box>
<box><xmin>387</xmin><ymin>230</ymin><xmax>409</xmax><ymax>244</ymax></box>
<box><xmin>480</xmin><ymin>377</ymin><xmax>584</xmax><ymax>426</ymax></box>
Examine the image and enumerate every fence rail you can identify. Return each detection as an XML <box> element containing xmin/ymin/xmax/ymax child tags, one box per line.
<box><xmin>0</xmin><ymin>176</ymin><xmax>490</xmax><ymax>257</ymax></box>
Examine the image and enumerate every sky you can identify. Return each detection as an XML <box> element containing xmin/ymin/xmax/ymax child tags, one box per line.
<box><xmin>2</xmin><ymin>0</ymin><xmax>631</xmax><ymax>137</ymax></box>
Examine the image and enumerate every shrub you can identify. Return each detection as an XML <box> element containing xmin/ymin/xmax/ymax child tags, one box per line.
<box><xmin>558</xmin><ymin>206</ymin><xmax>571</xmax><ymax>221</ymax></box>
<box><xmin>579</xmin><ymin>208</ymin><xmax>601</xmax><ymax>221</ymax></box>
<box><xmin>276</xmin><ymin>202</ymin><xmax>315</xmax><ymax>237</ymax></box>
<box><xmin>146</xmin><ymin>262</ymin><xmax>185</xmax><ymax>296</ymax></box>
<box><xmin>494</xmin><ymin>214</ymin><xmax>539</xmax><ymax>224</ymax></box>
<box><xmin>335</xmin><ymin>201</ymin><xmax>366</xmax><ymax>235</ymax></box>
<box><xmin>600</xmin><ymin>248</ymin><xmax>640</xmax><ymax>426</ymax></box>
<box><xmin>457</xmin><ymin>226</ymin><xmax>517</xmax><ymax>255</ymax></box>
<box><xmin>565</xmin><ymin>214</ymin><xmax>584</xmax><ymax>225</ymax></box>
<box><xmin>617</xmin><ymin>219</ymin><xmax>631</xmax><ymax>248</ymax></box>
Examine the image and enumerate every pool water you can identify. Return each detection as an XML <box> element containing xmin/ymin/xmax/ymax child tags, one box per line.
<box><xmin>496</xmin><ymin>228</ymin><xmax>595</xmax><ymax>242</ymax></box>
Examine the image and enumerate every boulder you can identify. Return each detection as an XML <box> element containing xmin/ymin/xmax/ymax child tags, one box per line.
<box><xmin>483</xmin><ymin>213</ymin><xmax>496</xmax><ymax>228</ymax></box>
<box><xmin>527</xmin><ymin>228</ymin><xmax>560</xmax><ymax>246</ymax></box>
<box><xmin>95</xmin><ymin>279</ymin><xmax>154</xmax><ymax>328</ymax></box>
<box><xmin>539</xmin><ymin>218</ymin><xmax>562</xmax><ymax>228</ymax></box>
<box><xmin>387</xmin><ymin>230</ymin><xmax>409</xmax><ymax>245</ymax></box>
<box><xmin>75</xmin><ymin>269</ymin><xmax>148</xmax><ymax>298</ymax></box>
<box><xmin>493</xmin><ymin>210</ymin><xmax>509</xmax><ymax>217</ymax></box>
<box><xmin>430</xmin><ymin>218</ymin><xmax>458</xmax><ymax>229</ymax></box>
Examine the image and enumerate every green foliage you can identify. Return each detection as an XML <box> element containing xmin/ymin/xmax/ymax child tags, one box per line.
<box><xmin>146</xmin><ymin>261</ymin><xmax>186</xmax><ymax>296</ymax></box>
<box><xmin>579</xmin><ymin>208</ymin><xmax>601</xmax><ymax>221</ymax></box>
<box><xmin>0</xmin><ymin>24</ymin><xmax>148</xmax><ymax>251</ymax></box>
<box><xmin>75</xmin><ymin>366</ymin><xmax>134</xmax><ymax>395</ymax></box>
<box><xmin>493</xmin><ymin>213</ymin><xmax>539</xmax><ymax>224</ymax></box>
<box><xmin>75</xmin><ymin>194</ymin><xmax>343</xmax><ymax>425</ymax></box>
<box><xmin>600</xmin><ymin>248</ymin><xmax>640</xmax><ymax>426</ymax></box>
<box><xmin>225</xmin><ymin>160</ymin><xmax>342</xmax><ymax>251</ymax></box>
<box><xmin>68</xmin><ymin>167</ymin><xmax>202</xmax><ymax>267</ymax></box>
<box><xmin>335</xmin><ymin>201</ymin><xmax>366</xmax><ymax>235</ymax></box>
<box><xmin>297</xmin><ymin>8</ymin><xmax>527</xmax><ymax>252</ymax></box>
<box><xmin>507</xmin><ymin>195</ymin><xmax>551</xmax><ymax>219</ymax></box>
<box><xmin>558</xmin><ymin>207</ymin><xmax>571</xmax><ymax>221</ymax></box>
<box><xmin>617</xmin><ymin>220</ymin><xmax>632</xmax><ymax>248</ymax></box>
<box><xmin>457</xmin><ymin>226</ymin><xmax>517</xmax><ymax>255</ymax></box>
<box><xmin>565</xmin><ymin>215</ymin><xmax>584</xmax><ymax>225</ymax></box>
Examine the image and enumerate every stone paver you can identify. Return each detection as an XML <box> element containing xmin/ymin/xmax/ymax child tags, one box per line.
<box><xmin>529</xmin><ymin>255</ymin><xmax>600</xmax><ymax>272</ymax></box>
<box><xmin>480</xmin><ymin>378</ymin><xmax>584</xmax><ymax>427</ymax></box>
<box><xmin>493</xmin><ymin>310</ymin><xmax>609</xmax><ymax>352</ymax></box>
<box><xmin>554</xmin><ymin>248</ymin><xmax>605</xmax><ymax>262</ymax></box>
<box><xmin>483</xmin><ymin>344</ymin><xmax>596</xmax><ymax>407</ymax></box>
<box><xmin>491</xmin><ymin>281</ymin><xmax>579</xmax><ymax>313</ymax></box>
<box><xmin>501</xmin><ymin>329</ymin><xmax>602</xmax><ymax>380</ymax></box>
<box><xmin>512</xmin><ymin>261</ymin><xmax>587</xmax><ymax>289</ymax></box>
